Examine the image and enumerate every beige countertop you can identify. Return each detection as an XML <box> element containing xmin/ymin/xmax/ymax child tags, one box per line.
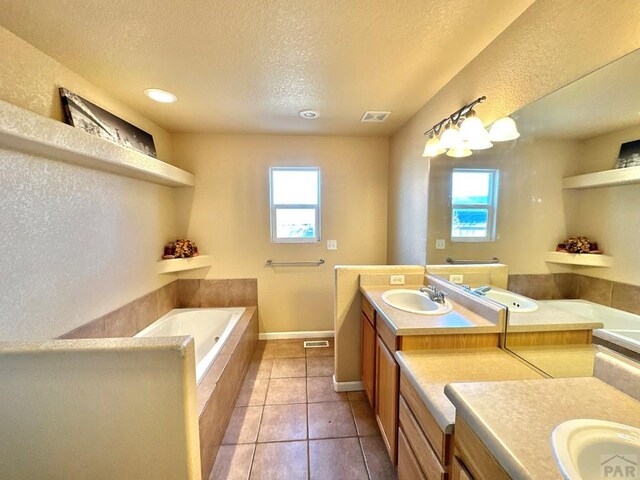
<box><xmin>445</xmin><ymin>377</ymin><xmax>640</xmax><ymax>480</ymax></box>
<box><xmin>508</xmin><ymin>302</ymin><xmax>603</xmax><ymax>332</ymax></box>
<box><xmin>360</xmin><ymin>285</ymin><xmax>502</xmax><ymax>336</ymax></box>
<box><xmin>395</xmin><ymin>349</ymin><xmax>544</xmax><ymax>433</ymax></box>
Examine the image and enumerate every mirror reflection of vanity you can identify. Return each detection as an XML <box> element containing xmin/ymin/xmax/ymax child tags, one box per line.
<box><xmin>427</xmin><ymin>48</ymin><xmax>640</xmax><ymax>377</ymax></box>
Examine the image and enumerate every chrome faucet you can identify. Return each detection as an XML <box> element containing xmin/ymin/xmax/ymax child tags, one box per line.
<box><xmin>473</xmin><ymin>285</ymin><xmax>492</xmax><ymax>296</ymax></box>
<box><xmin>461</xmin><ymin>284</ymin><xmax>492</xmax><ymax>295</ymax></box>
<box><xmin>420</xmin><ymin>285</ymin><xmax>447</xmax><ymax>304</ymax></box>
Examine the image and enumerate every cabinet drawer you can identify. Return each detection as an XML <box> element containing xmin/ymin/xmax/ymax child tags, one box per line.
<box><xmin>361</xmin><ymin>296</ymin><xmax>375</xmax><ymax>325</ymax></box>
<box><xmin>400</xmin><ymin>373</ymin><xmax>449</xmax><ymax>464</ymax></box>
<box><xmin>398</xmin><ymin>428</ymin><xmax>427</xmax><ymax>480</ymax></box>
<box><xmin>399</xmin><ymin>396</ymin><xmax>445</xmax><ymax>480</ymax></box>
<box><xmin>451</xmin><ymin>456</ymin><xmax>474</xmax><ymax>480</ymax></box>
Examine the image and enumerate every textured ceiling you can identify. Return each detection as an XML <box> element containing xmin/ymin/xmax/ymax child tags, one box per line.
<box><xmin>0</xmin><ymin>0</ymin><xmax>533</xmax><ymax>135</ymax></box>
<box><xmin>516</xmin><ymin>48</ymin><xmax>640</xmax><ymax>140</ymax></box>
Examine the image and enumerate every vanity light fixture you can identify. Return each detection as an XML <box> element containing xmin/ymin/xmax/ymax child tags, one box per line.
<box><xmin>446</xmin><ymin>145</ymin><xmax>473</xmax><ymax>158</ymax></box>
<box><xmin>144</xmin><ymin>88</ymin><xmax>177</xmax><ymax>103</ymax></box>
<box><xmin>488</xmin><ymin>116</ymin><xmax>520</xmax><ymax>141</ymax></box>
<box><xmin>423</xmin><ymin>133</ymin><xmax>446</xmax><ymax>157</ymax></box>
<box><xmin>422</xmin><ymin>96</ymin><xmax>519</xmax><ymax>158</ymax></box>
<box><xmin>439</xmin><ymin>123</ymin><xmax>461</xmax><ymax>149</ymax></box>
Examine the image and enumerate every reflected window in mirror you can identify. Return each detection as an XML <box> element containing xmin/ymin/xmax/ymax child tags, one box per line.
<box><xmin>451</xmin><ymin>168</ymin><xmax>499</xmax><ymax>242</ymax></box>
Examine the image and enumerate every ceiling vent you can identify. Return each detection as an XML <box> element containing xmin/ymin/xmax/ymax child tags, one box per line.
<box><xmin>361</xmin><ymin>111</ymin><xmax>391</xmax><ymax>123</ymax></box>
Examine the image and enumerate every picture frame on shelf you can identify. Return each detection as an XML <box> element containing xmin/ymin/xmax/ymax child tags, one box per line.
<box><xmin>59</xmin><ymin>87</ymin><xmax>157</xmax><ymax>158</ymax></box>
<box><xmin>615</xmin><ymin>139</ymin><xmax>640</xmax><ymax>169</ymax></box>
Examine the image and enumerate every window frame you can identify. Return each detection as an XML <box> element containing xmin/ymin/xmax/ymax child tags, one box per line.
<box><xmin>450</xmin><ymin>168</ymin><xmax>499</xmax><ymax>243</ymax></box>
<box><xmin>269</xmin><ymin>166</ymin><xmax>321</xmax><ymax>244</ymax></box>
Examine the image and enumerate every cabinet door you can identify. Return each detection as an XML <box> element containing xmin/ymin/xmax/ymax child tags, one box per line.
<box><xmin>361</xmin><ymin>313</ymin><xmax>376</xmax><ymax>408</ymax></box>
<box><xmin>375</xmin><ymin>335</ymin><xmax>399</xmax><ymax>464</ymax></box>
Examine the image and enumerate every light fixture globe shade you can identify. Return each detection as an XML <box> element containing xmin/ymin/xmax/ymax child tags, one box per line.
<box><xmin>459</xmin><ymin>114</ymin><xmax>489</xmax><ymax>143</ymax></box>
<box><xmin>440</xmin><ymin>125</ymin><xmax>461</xmax><ymax>149</ymax></box>
<box><xmin>466</xmin><ymin>137</ymin><xmax>493</xmax><ymax>150</ymax></box>
<box><xmin>423</xmin><ymin>136</ymin><xmax>446</xmax><ymax>157</ymax></box>
<box><xmin>446</xmin><ymin>145</ymin><xmax>472</xmax><ymax>158</ymax></box>
<box><xmin>489</xmin><ymin>116</ymin><xmax>520</xmax><ymax>142</ymax></box>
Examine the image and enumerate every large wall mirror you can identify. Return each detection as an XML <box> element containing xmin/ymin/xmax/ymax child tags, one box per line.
<box><xmin>427</xmin><ymin>48</ymin><xmax>640</xmax><ymax>377</ymax></box>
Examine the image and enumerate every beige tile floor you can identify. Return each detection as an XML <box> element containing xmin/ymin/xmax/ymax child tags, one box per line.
<box><xmin>210</xmin><ymin>339</ymin><xmax>397</xmax><ymax>480</ymax></box>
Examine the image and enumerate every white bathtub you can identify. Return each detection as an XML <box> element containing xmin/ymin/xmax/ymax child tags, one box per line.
<box><xmin>135</xmin><ymin>308</ymin><xmax>246</xmax><ymax>384</ymax></box>
<box><xmin>539</xmin><ymin>300</ymin><xmax>640</xmax><ymax>354</ymax></box>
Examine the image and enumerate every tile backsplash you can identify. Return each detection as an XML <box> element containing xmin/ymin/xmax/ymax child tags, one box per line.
<box><xmin>59</xmin><ymin>279</ymin><xmax>257</xmax><ymax>339</ymax></box>
<box><xmin>508</xmin><ymin>273</ymin><xmax>640</xmax><ymax>315</ymax></box>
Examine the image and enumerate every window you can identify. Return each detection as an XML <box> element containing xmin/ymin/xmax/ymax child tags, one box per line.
<box><xmin>451</xmin><ymin>168</ymin><xmax>499</xmax><ymax>242</ymax></box>
<box><xmin>269</xmin><ymin>167</ymin><xmax>321</xmax><ymax>243</ymax></box>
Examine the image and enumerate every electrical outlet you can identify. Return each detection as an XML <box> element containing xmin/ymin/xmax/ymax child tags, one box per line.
<box><xmin>436</xmin><ymin>239</ymin><xmax>446</xmax><ymax>249</ymax></box>
<box><xmin>327</xmin><ymin>240</ymin><xmax>338</xmax><ymax>250</ymax></box>
<box><xmin>390</xmin><ymin>275</ymin><xmax>405</xmax><ymax>285</ymax></box>
<box><xmin>450</xmin><ymin>274</ymin><xmax>464</xmax><ymax>284</ymax></box>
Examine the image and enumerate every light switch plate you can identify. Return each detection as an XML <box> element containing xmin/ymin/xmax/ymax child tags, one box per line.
<box><xmin>390</xmin><ymin>275</ymin><xmax>405</xmax><ymax>285</ymax></box>
<box><xmin>327</xmin><ymin>240</ymin><xmax>338</xmax><ymax>250</ymax></box>
<box><xmin>436</xmin><ymin>239</ymin><xmax>446</xmax><ymax>249</ymax></box>
<box><xmin>450</xmin><ymin>274</ymin><xmax>464</xmax><ymax>284</ymax></box>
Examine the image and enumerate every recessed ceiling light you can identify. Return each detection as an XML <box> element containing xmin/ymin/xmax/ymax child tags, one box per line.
<box><xmin>299</xmin><ymin>110</ymin><xmax>320</xmax><ymax>119</ymax></box>
<box><xmin>144</xmin><ymin>88</ymin><xmax>177</xmax><ymax>103</ymax></box>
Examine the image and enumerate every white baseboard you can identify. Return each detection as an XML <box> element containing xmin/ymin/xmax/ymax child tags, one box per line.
<box><xmin>258</xmin><ymin>330</ymin><xmax>334</xmax><ymax>340</ymax></box>
<box><xmin>332</xmin><ymin>375</ymin><xmax>364</xmax><ymax>393</ymax></box>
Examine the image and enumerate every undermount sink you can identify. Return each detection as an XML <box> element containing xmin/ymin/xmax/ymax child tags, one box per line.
<box><xmin>481</xmin><ymin>288</ymin><xmax>539</xmax><ymax>313</ymax></box>
<box><xmin>381</xmin><ymin>289</ymin><xmax>452</xmax><ymax>315</ymax></box>
<box><xmin>552</xmin><ymin>419</ymin><xmax>640</xmax><ymax>480</ymax></box>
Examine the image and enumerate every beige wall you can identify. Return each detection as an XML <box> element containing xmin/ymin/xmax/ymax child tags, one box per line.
<box><xmin>565</xmin><ymin>125</ymin><xmax>640</xmax><ymax>285</ymax></box>
<box><xmin>387</xmin><ymin>0</ymin><xmax>640</xmax><ymax>265</ymax></box>
<box><xmin>172</xmin><ymin>134</ymin><xmax>389</xmax><ymax>333</ymax></box>
<box><xmin>427</xmin><ymin>138</ymin><xmax>581</xmax><ymax>274</ymax></box>
<box><xmin>0</xmin><ymin>26</ymin><xmax>180</xmax><ymax>340</ymax></box>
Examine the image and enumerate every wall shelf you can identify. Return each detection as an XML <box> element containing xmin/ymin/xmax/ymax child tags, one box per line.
<box><xmin>157</xmin><ymin>255</ymin><xmax>213</xmax><ymax>274</ymax></box>
<box><xmin>562</xmin><ymin>166</ymin><xmax>640</xmax><ymax>190</ymax></box>
<box><xmin>545</xmin><ymin>251</ymin><xmax>613</xmax><ymax>267</ymax></box>
<box><xmin>0</xmin><ymin>100</ymin><xmax>195</xmax><ymax>187</ymax></box>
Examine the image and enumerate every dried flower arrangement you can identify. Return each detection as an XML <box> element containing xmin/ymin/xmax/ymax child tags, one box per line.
<box><xmin>556</xmin><ymin>236</ymin><xmax>603</xmax><ymax>254</ymax></box>
<box><xmin>162</xmin><ymin>239</ymin><xmax>199</xmax><ymax>259</ymax></box>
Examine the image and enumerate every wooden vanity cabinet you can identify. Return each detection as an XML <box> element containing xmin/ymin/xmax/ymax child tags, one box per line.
<box><xmin>361</xmin><ymin>297</ymin><xmax>376</xmax><ymax>407</ymax></box>
<box><xmin>360</xmin><ymin>293</ymin><xmax>500</xmax><ymax>469</ymax></box>
<box><xmin>451</xmin><ymin>414</ymin><xmax>509</xmax><ymax>480</ymax></box>
<box><xmin>398</xmin><ymin>373</ymin><xmax>449</xmax><ymax>480</ymax></box>
<box><xmin>361</xmin><ymin>296</ymin><xmax>399</xmax><ymax>463</ymax></box>
<box><xmin>376</xmin><ymin>334</ymin><xmax>399</xmax><ymax>463</ymax></box>
<box><xmin>361</xmin><ymin>312</ymin><xmax>376</xmax><ymax>407</ymax></box>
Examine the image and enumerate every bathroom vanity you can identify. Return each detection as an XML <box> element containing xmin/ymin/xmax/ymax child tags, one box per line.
<box><xmin>394</xmin><ymin>349</ymin><xmax>543</xmax><ymax>480</ymax></box>
<box><xmin>360</xmin><ymin>274</ymin><xmax>506</xmax><ymax>463</ymax></box>
<box><xmin>445</xmin><ymin>372</ymin><xmax>640</xmax><ymax>479</ymax></box>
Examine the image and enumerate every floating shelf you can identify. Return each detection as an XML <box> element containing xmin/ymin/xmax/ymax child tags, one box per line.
<box><xmin>545</xmin><ymin>251</ymin><xmax>613</xmax><ymax>267</ymax></box>
<box><xmin>0</xmin><ymin>100</ymin><xmax>195</xmax><ymax>187</ymax></box>
<box><xmin>157</xmin><ymin>255</ymin><xmax>213</xmax><ymax>274</ymax></box>
<box><xmin>562</xmin><ymin>165</ymin><xmax>640</xmax><ymax>190</ymax></box>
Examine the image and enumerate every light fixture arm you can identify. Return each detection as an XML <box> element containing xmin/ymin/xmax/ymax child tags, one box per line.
<box><xmin>424</xmin><ymin>96</ymin><xmax>486</xmax><ymax>137</ymax></box>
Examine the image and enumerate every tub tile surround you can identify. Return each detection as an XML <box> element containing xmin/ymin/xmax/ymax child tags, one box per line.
<box><xmin>59</xmin><ymin>278</ymin><xmax>257</xmax><ymax>339</ymax></box>
<box><xmin>508</xmin><ymin>273</ymin><xmax>640</xmax><ymax>314</ymax></box>
<box><xmin>210</xmin><ymin>338</ymin><xmax>396</xmax><ymax>480</ymax></box>
<box><xmin>198</xmin><ymin>306</ymin><xmax>259</xmax><ymax>479</ymax></box>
